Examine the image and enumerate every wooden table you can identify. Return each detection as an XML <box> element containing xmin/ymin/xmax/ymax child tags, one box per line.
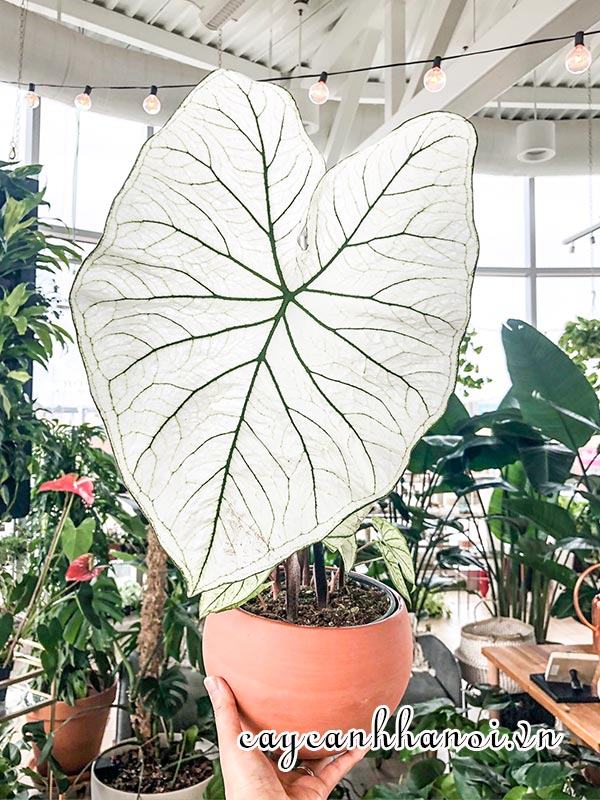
<box><xmin>482</xmin><ymin>643</ymin><xmax>600</xmax><ymax>752</ymax></box>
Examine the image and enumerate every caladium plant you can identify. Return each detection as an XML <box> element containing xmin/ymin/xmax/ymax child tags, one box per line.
<box><xmin>71</xmin><ymin>69</ymin><xmax>478</xmax><ymax>615</ymax></box>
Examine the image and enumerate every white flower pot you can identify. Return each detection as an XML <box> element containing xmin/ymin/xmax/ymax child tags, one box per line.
<box><xmin>91</xmin><ymin>742</ymin><xmax>212</xmax><ymax>800</ymax></box>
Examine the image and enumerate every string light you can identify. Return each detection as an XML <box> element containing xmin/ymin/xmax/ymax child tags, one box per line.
<box><xmin>24</xmin><ymin>82</ymin><xmax>39</xmax><ymax>109</ymax></box>
<box><xmin>565</xmin><ymin>30</ymin><xmax>592</xmax><ymax>74</ymax></box>
<box><xmin>143</xmin><ymin>85</ymin><xmax>161</xmax><ymax>115</ymax></box>
<box><xmin>8</xmin><ymin>27</ymin><xmax>599</xmax><ymax>112</ymax></box>
<box><xmin>308</xmin><ymin>71</ymin><xmax>329</xmax><ymax>105</ymax></box>
<box><xmin>74</xmin><ymin>85</ymin><xmax>92</xmax><ymax>111</ymax></box>
<box><xmin>423</xmin><ymin>56</ymin><xmax>446</xmax><ymax>92</ymax></box>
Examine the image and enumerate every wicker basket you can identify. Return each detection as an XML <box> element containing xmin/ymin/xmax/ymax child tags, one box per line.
<box><xmin>455</xmin><ymin>617</ymin><xmax>535</xmax><ymax>693</ymax></box>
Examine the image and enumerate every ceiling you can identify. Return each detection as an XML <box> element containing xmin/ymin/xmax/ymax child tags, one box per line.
<box><xmin>75</xmin><ymin>0</ymin><xmax>600</xmax><ymax>119</ymax></box>
<box><xmin>4</xmin><ymin>0</ymin><xmax>600</xmax><ymax>170</ymax></box>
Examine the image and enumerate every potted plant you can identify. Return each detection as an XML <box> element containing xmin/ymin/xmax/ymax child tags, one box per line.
<box><xmin>18</xmin><ymin>473</ymin><xmax>123</xmax><ymax>779</ymax></box>
<box><xmin>90</xmin><ymin>529</ymin><xmax>214</xmax><ymax>798</ymax></box>
<box><xmin>70</xmin><ymin>69</ymin><xmax>478</xmax><ymax>749</ymax></box>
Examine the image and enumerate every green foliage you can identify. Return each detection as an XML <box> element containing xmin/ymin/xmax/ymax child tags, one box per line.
<box><xmin>370</xmin><ymin>319</ymin><xmax>600</xmax><ymax>638</ymax></box>
<box><xmin>503</xmin><ymin>319</ymin><xmax>600</xmax><ymax>450</ymax></box>
<box><xmin>0</xmin><ymin>730</ymin><xmax>28</xmax><ymax>799</ymax></box>
<box><xmin>458</xmin><ymin>329</ymin><xmax>490</xmax><ymax>396</ymax></box>
<box><xmin>0</xmin><ymin>162</ymin><xmax>78</xmax><ymax>520</ymax></box>
<box><xmin>559</xmin><ymin>316</ymin><xmax>600</xmax><ymax>390</ymax></box>
<box><xmin>364</xmin><ymin>699</ymin><xmax>600</xmax><ymax>800</ymax></box>
<box><xmin>35</xmin><ymin>572</ymin><xmax>125</xmax><ymax>703</ymax></box>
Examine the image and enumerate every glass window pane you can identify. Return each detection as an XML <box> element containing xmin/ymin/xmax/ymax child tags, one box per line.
<box><xmin>536</xmin><ymin>276</ymin><xmax>597</xmax><ymax>342</ymax></box>
<box><xmin>34</xmin><ymin>241</ymin><xmax>101</xmax><ymax>426</ymax></box>
<box><xmin>464</xmin><ymin>275</ymin><xmax>528</xmax><ymax>412</ymax></box>
<box><xmin>39</xmin><ymin>99</ymin><xmax>146</xmax><ymax>232</ymax></box>
<box><xmin>535</xmin><ymin>175</ymin><xmax>600</xmax><ymax>269</ymax></box>
<box><xmin>39</xmin><ymin>97</ymin><xmax>78</xmax><ymax>225</ymax></box>
<box><xmin>473</xmin><ymin>174</ymin><xmax>527</xmax><ymax>268</ymax></box>
<box><xmin>75</xmin><ymin>110</ymin><xmax>146</xmax><ymax>231</ymax></box>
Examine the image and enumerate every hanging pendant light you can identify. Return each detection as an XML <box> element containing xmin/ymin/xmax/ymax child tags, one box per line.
<box><xmin>423</xmin><ymin>57</ymin><xmax>446</xmax><ymax>93</ymax></box>
<box><xmin>309</xmin><ymin>72</ymin><xmax>329</xmax><ymax>105</ymax></box>
<box><xmin>74</xmin><ymin>85</ymin><xmax>93</xmax><ymax>111</ymax></box>
<box><xmin>24</xmin><ymin>82</ymin><xmax>40</xmax><ymax>109</ymax></box>
<box><xmin>565</xmin><ymin>31</ymin><xmax>592</xmax><ymax>75</ymax></box>
<box><xmin>143</xmin><ymin>85</ymin><xmax>161</xmax><ymax>115</ymax></box>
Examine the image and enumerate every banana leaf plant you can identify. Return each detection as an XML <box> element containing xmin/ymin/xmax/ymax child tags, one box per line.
<box><xmin>70</xmin><ymin>69</ymin><xmax>479</xmax><ymax>619</ymax></box>
<box><xmin>365</xmin><ymin>319</ymin><xmax>600</xmax><ymax>641</ymax></box>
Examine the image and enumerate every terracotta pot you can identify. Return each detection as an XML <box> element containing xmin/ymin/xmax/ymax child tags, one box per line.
<box><xmin>28</xmin><ymin>681</ymin><xmax>117</xmax><ymax>776</ymax></box>
<box><xmin>203</xmin><ymin>573</ymin><xmax>412</xmax><ymax>759</ymax></box>
<box><xmin>91</xmin><ymin>742</ymin><xmax>212</xmax><ymax>799</ymax></box>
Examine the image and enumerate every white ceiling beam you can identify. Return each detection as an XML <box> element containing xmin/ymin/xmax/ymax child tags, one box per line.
<box><xmin>384</xmin><ymin>0</ymin><xmax>405</xmax><ymax>120</ymax></box>
<box><xmin>404</xmin><ymin>0</ymin><xmax>467</xmax><ymax>102</ymax></box>
<box><xmin>308</xmin><ymin>0</ymin><xmax>381</xmax><ymax>74</ymax></box>
<box><xmin>325</xmin><ymin>28</ymin><xmax>381</xmax><ymax>167</ymax></box>
<box><xmin>487</xmin><ymin>85</ymin><xmax>600</xmax><ymax>111</ymax></box>
<box><xmin>4</xmin><ymin>0</ymin><xmax>279</xmax><ymax>79</ymax></box>
<box><xmin>363</xmin><ymin>0</ymin><xmax>600</xmax><ymax>148</ymax></box>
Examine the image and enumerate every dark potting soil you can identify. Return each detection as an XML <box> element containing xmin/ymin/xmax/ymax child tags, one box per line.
<box><xmin>96</xmin><ymin>747</ymin><xmax>212</xmax><ymax>793</ymax></box>
<box><xmin>244</xmin><ymin>580</ymin><xmax>390</xmax><ymax>626</ymax></box>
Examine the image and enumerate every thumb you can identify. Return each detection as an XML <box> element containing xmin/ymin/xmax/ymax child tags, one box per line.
<box><xmin>204</xmin><ymin>676</ymin><xmax>243</xmax><ymax>754</ymax></box>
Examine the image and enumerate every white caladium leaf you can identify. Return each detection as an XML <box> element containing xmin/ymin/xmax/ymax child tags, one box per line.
<box><xmin>370</xmin><ymin>516</ymin><xmax>415</xmax><ymax>601</ymax></box>
<box><xmin>71</xmin><ymin>69</ymin><xmax>478</xmax><ymax>604</ymax></box>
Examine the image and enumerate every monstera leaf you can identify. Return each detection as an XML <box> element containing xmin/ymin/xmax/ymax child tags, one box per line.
<box><xmin>71</xmin><ymin>70</ymin><xmax>478</xmax><ymax>607</ymax></box>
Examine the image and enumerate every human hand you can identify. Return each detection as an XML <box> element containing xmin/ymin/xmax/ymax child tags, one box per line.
<box><xmin>204</xmin><ymin>676</ymin><xmax>367</xmax><ymax>799</ymax></box>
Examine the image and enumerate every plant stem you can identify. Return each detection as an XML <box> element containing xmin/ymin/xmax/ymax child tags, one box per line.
<box><xmin>133</xmin><ymin>526</ymin><xmax>168</xmax><ymax>741</ymax></box>
<box><xmin>313</xmin><ymin>542</ymin><xmax>328</xmax><ymax>609</ymax></box>
<box><xmin>4</xmin><ymin>493</ymin><xmax>74</xmax><ymax>668</ymax></box>
<box><xmin>284</xmin><ymin>554</ymin><xmax>300</xmax><ymax>622</ymax></box>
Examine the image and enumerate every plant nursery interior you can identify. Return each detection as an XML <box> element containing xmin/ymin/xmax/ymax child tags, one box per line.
<box><xmin>5</xmin><ymin>0</ymin><xmax>600</xmax><ymax>798</ymax></box>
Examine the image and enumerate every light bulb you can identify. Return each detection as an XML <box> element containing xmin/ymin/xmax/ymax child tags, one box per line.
<box><xmin>143</xmin><ymin>85</ymin><xmax>161</xmax><ymax>115</ymax></box>
<box><xmin>423</xmin><ymin>57</ymin><xmax>446</xmax><ymax>93</ymax></box>
<box><xmin>74</xmin><ymin>85</ymin><xmax>93</xmax><ymax>112</ymax></box>
<box><xmin>24</xmin><ymin>83</ymin><xmax>40</xmax><ymax>109</ymax></box>
<box><xmin>309</xmin><ymin>71</ymin><xmax>329</xmax><ymax>105</ymax></box>
<box><xmin>565</xmin><ymin>32</ymin><xmax>592</xmax><ymax>74</ymax></box>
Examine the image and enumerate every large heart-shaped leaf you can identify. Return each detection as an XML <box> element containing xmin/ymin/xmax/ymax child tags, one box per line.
<box><xmin>71</xmin><ymin>70</ymin><xmax>478</xmax><ymax>603</ymax></box>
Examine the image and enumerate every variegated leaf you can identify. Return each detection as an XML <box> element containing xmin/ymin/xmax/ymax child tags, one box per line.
<box><xmin>71</xmin><ymin>69</ymin><xmax>478</xmax><ymax>605</ymax></box>
<box><xmin>371</xmin><ymin>516</ymin><xmax>415</xmax><ymax>600</ymax></box>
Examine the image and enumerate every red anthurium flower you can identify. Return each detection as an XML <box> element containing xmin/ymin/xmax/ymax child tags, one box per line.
<box><xmin>38</xmin><ymin>473</ymin><xmax>95</xmax><ymax>506</ymax></box>
<box><xmin>65</xmin><ymin>553</ymin><xmax>106</xmax><ymax>582</ymax></box>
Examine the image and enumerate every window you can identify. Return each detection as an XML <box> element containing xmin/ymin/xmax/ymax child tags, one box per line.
<box><xmin>535</xmin><ymin>175</ymin><xmax>600</xmax><ymax>269</ymax></box>
<box><xmin>464</xmin><ymin>275</ymin><xmax>528</xmax><ymax>411</ymax></box>
<box><xmin>473</xmin><ymin>174</ymin><xmax>527</xmax><ymax>268</ymax></box>
<box><xmin>39</xmin><ymin>98</ymin><xmax>146</xmax><ymax>231</ymax></box>
<box><xmin>34</xmin><ymin>242</ymin><xmax>101</xmax><ymax>426</ymax></box>
<box><xmin>536</xmin><ymin>276</ymin><xmax>598</xmax><ymax>343</ymax></box>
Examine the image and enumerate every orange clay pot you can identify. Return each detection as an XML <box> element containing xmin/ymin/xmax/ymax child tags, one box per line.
<box><xmin>203</xmin><ymin>574</ymin><xmax>412</xmax><ymax>759</ymax></box>
<box><xmin>28</xmin><ymin>681</ymin><xmax>117</xmax><ymax>777</ymax></box>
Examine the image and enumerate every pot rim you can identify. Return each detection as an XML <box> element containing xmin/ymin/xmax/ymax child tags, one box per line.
<box><xmin>92</xmin><ymin>740</ymin><xmax>212</xmax><ymax>796</ymax></box>
<box><xmin>28</xmin><ymin>679</ymin><xmax>117</xmax><ymax>718</ymax></box>
<box><xmin>228</xmin><ymin>572</ymin><xmax>404</xmax><ymax>631</ymax></box>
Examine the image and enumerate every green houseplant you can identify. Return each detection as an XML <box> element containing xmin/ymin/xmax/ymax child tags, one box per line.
<box><xmin>71</xmin><ymin>68</ymin><xmax>478</xmax><ymax>782</ymax></box>
<box><xmin>0</xmin><ymin>161</ymin><xmax>76</xmax><ymax>520</ymax></box>
<box><xmin>364</xmin><ymin>318</ymin><xmax>600</xmax><ymax>644</ymax></box>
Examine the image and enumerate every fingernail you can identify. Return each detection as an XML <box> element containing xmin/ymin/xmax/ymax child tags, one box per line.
<box><xmin>204</xmin><ymin>676</ymin><xmax>220</xmax><ymax>698</ymax></box>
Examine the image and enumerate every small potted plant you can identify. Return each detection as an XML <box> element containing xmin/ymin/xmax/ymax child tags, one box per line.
<box><xmin>22</xmin><ymin>474</ymin><xmax>126</xmax><ymax>778</ymax></box>
<box><xmin>90</xmin><ymin>529</ymin><xmax>214</xmax><ymax>798</ymax></box>
<box><xmin>71</xmin><ymin>69</ymin><xmax>478</xmax><ymax>750</ymax></box>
